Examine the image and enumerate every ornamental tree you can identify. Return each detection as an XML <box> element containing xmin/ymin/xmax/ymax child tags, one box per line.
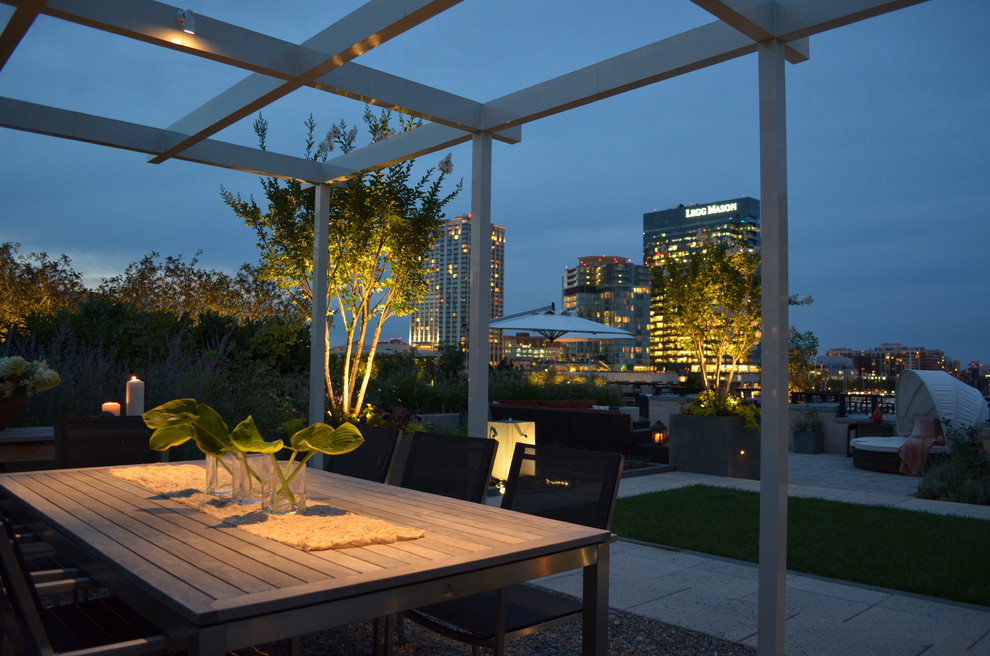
<box><xmin>97</xmin><ymin>251</ymin><xmax>295</xmax><ymax>323</ymax></box>
<box><xmin>0</xmin><ymin>242</ymin><xmax>86</xmax><ymax>340</ymax></box>
<box><xmin>653</xmin><ymin>234</ymin><xmax>761</xmax><ymax>405</ymax></box>
<box><xmin>221</xmin><ymin>109</ymin><xmax>460</xmax><ymax>422</ymax></box>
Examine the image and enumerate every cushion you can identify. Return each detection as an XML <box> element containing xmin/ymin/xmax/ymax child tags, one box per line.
<box><xmin>919</xmin><ymin>418</ymin><xmax>945</xmax><ymax>445</ymax></box>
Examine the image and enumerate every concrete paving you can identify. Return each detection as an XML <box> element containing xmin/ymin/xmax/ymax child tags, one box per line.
<box><xmin>538</xmin><ymin>452</ymin><xmax>990</xmax><ymax>655</ymax></box>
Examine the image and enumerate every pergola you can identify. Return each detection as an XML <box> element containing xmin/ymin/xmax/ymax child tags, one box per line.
<box><xmin>0</xmin><ymin>1</ymin><xmax>934</xmax><ymax>653</ymax></box>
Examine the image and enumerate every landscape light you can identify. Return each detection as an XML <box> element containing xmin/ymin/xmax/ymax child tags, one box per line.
<box><xmin>176</xmin><ymin>9</ymin><xmax>196</xmax><ymax>34</ymax></box>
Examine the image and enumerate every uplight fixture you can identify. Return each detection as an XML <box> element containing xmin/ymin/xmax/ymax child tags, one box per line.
<box><xmin>176</xmin><ymin>9</ymin><xmax>196</xmax><ymax>34</ymax></box>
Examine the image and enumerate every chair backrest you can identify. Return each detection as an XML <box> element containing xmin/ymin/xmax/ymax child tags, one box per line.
<box><xmin>501</xmin><ymin>443</ymin><xmax>624</xmax><ymax>530</ymax></box>
<box><xmin>323</xmin><ymin>424</ymin><xmax>402</xmax><ymax>483</ymax></box>
<box><xmin>392</xmin><ymin>432</ymin><xmax>496</xmax><ymax>503</ymax></box>
<box><xmin>0</xmin><ymin>515</ymin><xmax>54</xmax><ymax>654</ymax></box>
<box><xmin>55</xmin><ymin>416</ymin><xmax>160</xmax><ymax>469</ymax></box>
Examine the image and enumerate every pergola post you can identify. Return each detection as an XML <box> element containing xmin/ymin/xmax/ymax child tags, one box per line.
<box><xmin>467</xmin><ymin>132</ymin><xmax>493</xmax><ymax>439</ymax></box>
<box><xmin>757</xmin><ymin>39</ymin><xmax>790</xmax><ymax>656</ymax></box>
<box><xmin>308</xmin><ymin>183</ymin><xmax>330</xmax><ymax>467</ymax></box>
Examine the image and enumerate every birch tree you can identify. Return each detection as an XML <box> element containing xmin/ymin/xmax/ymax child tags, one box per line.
<box><xmin>221</xmin><ymin>109</ymin><xmax>460</xmax><ymax>422</ymax></box>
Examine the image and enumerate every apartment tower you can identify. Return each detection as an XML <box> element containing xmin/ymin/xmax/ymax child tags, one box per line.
<box><xmin>409</xmin><ymin>214</ymin><xmax>505</xmax><ymax>362</ymax></box>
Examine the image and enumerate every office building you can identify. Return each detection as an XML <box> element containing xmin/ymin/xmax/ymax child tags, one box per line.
<box><xmin>643</xmin><ymin>196</ymin><xmax>761</xmax><ymax>371</ymax></box>
<box><xmin>409</xmin><ymin>214</ymin><xmax>505</xmax><ymax>362</ymax></box>
<box><xmin>562</xmin><ymin>256</ymin><xmax>651</xmax><ymax>371</ymax></box>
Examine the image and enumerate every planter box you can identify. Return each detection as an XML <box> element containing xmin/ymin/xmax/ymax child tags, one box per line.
<box><xmin>669</xmin><ymin>414</ymin><xmax>760</xmax><ymax>480</ymax></box>
<box><xmin>792</xmin><ymin>430</ymin><xmax>824</xmax><ymax>454</ymax></box>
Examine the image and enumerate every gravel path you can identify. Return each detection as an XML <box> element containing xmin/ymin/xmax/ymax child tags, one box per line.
<box><xmin>284</xmin><ymin>602</ymin><xmax>756</xmax><ymax>655</ymax></box>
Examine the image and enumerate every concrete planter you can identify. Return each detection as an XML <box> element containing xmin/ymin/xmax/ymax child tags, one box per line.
<box><xmin>669</xmin><ymin>414</ymin><xmax>760</xmax><ymax>480</ymax></box>
<box><xmin>792</xmin><ymin>430</ymin><xmax>824</xmax><ymax>454</ymax></box>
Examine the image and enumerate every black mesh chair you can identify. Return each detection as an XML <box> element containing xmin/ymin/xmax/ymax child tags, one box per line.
<box><xmin>398</xmin><ymin>443</ymin><xmax>624</xmax><ymax>656</ymax></box>
<box><xmin>323</xmin><ymin>424</ymin><xmax>402</xmax><ymax>483</ymax></box>
<box><xmin>390</xmin><ymin>432</ymin><xmax>496</xmax><ymax>503</ymax></box>
<box><xmin>54</xmin><ymin>416</ymin><xmax>160</xmax><ymax>469</ymax></box>
<box><xmin>0</xmin><ymin>515</ymin><xmax>177</xmax><ymax>656</ymax></box>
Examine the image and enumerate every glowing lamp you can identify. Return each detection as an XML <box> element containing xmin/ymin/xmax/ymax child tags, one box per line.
<box><xmin>176</xmin><ymin>9</ymin><xmax>196</xmax><ymax>34</ymax></box>
<box><xmin>650</xmin><ymin>419</ymin><xmax>668</xmax><ymax>445</ymax></box>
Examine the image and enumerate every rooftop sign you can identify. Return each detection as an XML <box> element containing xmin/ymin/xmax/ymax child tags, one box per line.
<box><xmin>685</xmin><ymin>202</ymin><xmax>738</xmax><ymax>218</ymax></box>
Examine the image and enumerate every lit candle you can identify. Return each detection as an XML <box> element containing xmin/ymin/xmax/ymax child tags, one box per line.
<box><xmin>125</xmin><ymin>376</ymin><xmax>145</xmax><ymax>416</ymax></box>
<box><xmin>101</xmin><ymin>402</ymin><xmax>121</xmax><ymax>416</ymax></box>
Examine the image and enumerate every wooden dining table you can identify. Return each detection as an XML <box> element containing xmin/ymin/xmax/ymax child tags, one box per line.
<box><xmin>0</xmin><ymin>464</ymin><xmax>612</xmax><ymax>655</ymax></box>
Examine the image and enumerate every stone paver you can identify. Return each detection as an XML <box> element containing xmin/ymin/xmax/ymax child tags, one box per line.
<box><xmin>536</xmin><ymin>451</ymin><xmax>990</xmax><ymax>655</ymax></box>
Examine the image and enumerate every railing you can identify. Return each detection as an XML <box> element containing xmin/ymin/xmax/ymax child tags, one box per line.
<box><xmin>789</xmin><ymin>392</ymin><xmax>895</xmax><ymax>418</ymax></box>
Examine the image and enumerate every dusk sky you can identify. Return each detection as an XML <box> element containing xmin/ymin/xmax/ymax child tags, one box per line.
<box><xmin>1</xmin><ymin>0</ymin><xmax>987</xmax><ymax>364</ymax></box>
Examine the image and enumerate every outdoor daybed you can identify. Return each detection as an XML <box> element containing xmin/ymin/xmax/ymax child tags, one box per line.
<box><xmin>850</xmin><ymin>370</ymin><xmax>989</xmax><ymax>475</ymax></box>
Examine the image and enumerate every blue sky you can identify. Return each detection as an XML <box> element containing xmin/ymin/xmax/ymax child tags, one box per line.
<box><xmin>0</xmin><ymin>0</ymin><xmax>987</xmax><ymax>363</ymax></box>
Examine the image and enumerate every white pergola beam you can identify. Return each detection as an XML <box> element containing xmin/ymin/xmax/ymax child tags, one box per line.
<box><xmin>690</xmin><ymin>1</ymin><xmax>809</xmax><ymax>62</ymax></box>
<box><xmin>149</xmin><ymin>0</ymin><xmax>464</xmax><ymax>164</ymax></box>
<box><xmin>2</xmin><ymin>0</ymin><xmax>518</xmax><ymax>142</ymax></box>
<box><xmin>319</xmin><ymin>122</ymin><xmax>521</xmax><ymax>183</ymax></box>
<box><xmin>0</xmin><ymin>97</ymin><xmax>334</xmax><ymax>182</ymax></box>
<box><xmin>311</xmin><ymin>62</ymin><xmax>515</xmax><ymax>139</ymax></box>
<box><xmin>0</xmin><ymin>0</ymin><xmax>44</xmax><ymax>71</ymax></box>
<box><xmin>773</xmin><ymin>0</ymin><xmax>931</xmax><ymax>41</ymax></box>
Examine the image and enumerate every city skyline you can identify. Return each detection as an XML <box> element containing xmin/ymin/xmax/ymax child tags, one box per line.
<box><xmin>1</xmin><ymin>0</ymin><xmax>987</xmax><ymax>363</ymax></box>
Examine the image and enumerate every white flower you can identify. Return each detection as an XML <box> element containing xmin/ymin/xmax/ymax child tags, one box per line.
<box><xmin>438</xmin><ymin>153</ymin><xmax>453</xmax><ymax>175</ymax></box>
<box><xmin>0</xmin><ymin>356</ymin><xmax>60</xmax><ymax>399</ymax></box>
<box><xmin>371</xmin><ymin>128</ymin><xmax>394</xmax><ymax>144</ymax></box>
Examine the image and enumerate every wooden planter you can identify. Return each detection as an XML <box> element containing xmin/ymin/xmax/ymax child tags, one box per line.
<box><xmin>669</xmin><ymin>414</ymin><xmax>760</xmax><ymax>480</ymax></box>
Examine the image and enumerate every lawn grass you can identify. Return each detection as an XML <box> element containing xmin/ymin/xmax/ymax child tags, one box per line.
<box><xmin>612</xmin><ymin>484</ymin><xmax>990</xmax><ymax>607</ymax></box>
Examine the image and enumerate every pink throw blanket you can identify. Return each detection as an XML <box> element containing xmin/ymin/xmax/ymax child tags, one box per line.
<box><xmin>898</xmin><ymin>437</ymin><xmax>936</xmax><ymax>476</ymax></box>
<box><xmin>898</xmin><ymin>419</ymin><xmax>945</xmax><ymax>476</ymax></box>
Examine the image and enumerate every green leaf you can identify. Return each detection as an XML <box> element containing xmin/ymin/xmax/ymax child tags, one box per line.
<box><xmin>191</xmin><ymin>403</ymin><xmax>233</xmax><ymax>455</ymax></box>
<box><xmin>230</xmin><ymin>415</ymin><xmax>284</xmax><ymax>454</ymax></box>
<box><xmin>148</xmin><ymin>424</ymin><xmax>195</xmax><ymax>451</ymax></box>
<box><xmin>142</xmin><ymin>398</ymin><xmax>199</xmax><ymax>429</ymax></box>
<box><xmin>292</xmin><ymin>422</ymin><xmax>364</xmax><ymax>456</ymax></box>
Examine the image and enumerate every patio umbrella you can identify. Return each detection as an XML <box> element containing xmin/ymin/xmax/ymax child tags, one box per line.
<box><xmin>490</xmin><ymin>303</ymin><xmax>634</xmax><ymax>376</ymax></box>
<box><xmin>488</xmin><ymin>303</ymin><xmax>635</xmax><ymax>343</ymax></box>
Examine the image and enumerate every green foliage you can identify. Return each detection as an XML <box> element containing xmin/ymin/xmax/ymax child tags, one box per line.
<box><xmin>143</xmin><ymin>398</ymin><xmax>363</xmax><ymax>460</ymax></box>
<box><xmin>221</xmin><ymin>109</ymin><xmax>462</xmax><ymax>422</ymax></box>
<box><xmin>613</xmin><ymin>484</ymin><xmax>990</xmax><ymax>606</ymax></box>
<box><xmin>788</xmin><ymin>327</ymin><xmax>820</xmax><ymax>392</ymax></box>
<box><xmin>653</xmin><ymin>234</ymin><xmax>760</xmax><ymax>400</ymax></box>
<box><xmin>682</xmin><ymin>390</ymin><xmax>761</xmax><ymax>430</ymax></box>
<box><xmin>917</xmin><ymin>421</ymin><xmax>990</xmax><ymax>505</ymax></box>
<box><xmin>790</xmin><ymin>406</ymin><xmax>824</xmax><ymax>433</ymax></box>
<box><xmin>3</xmin><ymin>307</ymin><xmax>308</xmax><ymax>434</ymax></box>
<box><xmin>488</xmin><ymin>368</ymin><xmax>623</xmax><ymax>406</ymax></box>
<box><xmin>96</xmin><ymin>252</ymin><xmax>297</xmax><ymax>323</ymax></box>
<box><xmin>363</xmin><ymin>345</ymin><xmax>468</xmax><ymax>417</ymax></box>
<box><xmin>0</xmin><ymin>242</ymin><xmax>87</xmax><ymax>340</ymax></box>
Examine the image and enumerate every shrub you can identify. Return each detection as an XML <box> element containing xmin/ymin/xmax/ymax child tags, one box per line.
<box><xmin>916</xmin><ymin>421</ymin><xmax>990</xmax><ymax>506</ymax></box>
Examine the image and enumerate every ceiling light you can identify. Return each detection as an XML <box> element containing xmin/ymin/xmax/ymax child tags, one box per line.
<box><xmin>175</xmin><ymin>9</ymin><xmax>195</xmax><ymax>34</ymax></box>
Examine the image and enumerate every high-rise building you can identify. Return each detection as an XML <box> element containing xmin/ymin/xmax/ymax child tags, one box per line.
<box><xmin>409</xmin><ymin>214</ymin><xmax>505</xmax><ymax>362</ymax></box>
<box><xmin>643</xmin><ymin>197</ymin><xmax>761</xmax><ymax>370</ymax></box>
<box><xmin>562</xmin><ymin>256</ymin><xmax>651</xmax><ymax>371</ymax></box>
<box><xmin>826</xmin><ymin>343</ymin><xmax>950</xmax><ymax>378</ymax></box>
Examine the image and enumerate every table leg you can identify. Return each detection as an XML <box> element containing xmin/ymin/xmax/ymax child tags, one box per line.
<box><xmin>582</xmin><ymin>542</ymin><xmax>610</xmax><ymax>656</ymax></box>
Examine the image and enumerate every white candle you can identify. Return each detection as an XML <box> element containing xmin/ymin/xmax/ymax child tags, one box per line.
<box><xmin>101</xmin><ymin>401</ymin><xmax>120</xmax><ymax>416</ymax></box>
<box><xmin>125</xmin><ymin>376</ymin><xmax>145</xmax><ymax>416</ymax></box>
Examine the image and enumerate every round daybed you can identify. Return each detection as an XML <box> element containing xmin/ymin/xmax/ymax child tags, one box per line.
<box><xmin>850</xmin><ymin>436</ymin><xmax>948</xmax><ymax>474</ymax></box>
<box><xmin>850</xmin><ymin>370</ymin><xmax>989</xmax><ymax>475</ymax></box>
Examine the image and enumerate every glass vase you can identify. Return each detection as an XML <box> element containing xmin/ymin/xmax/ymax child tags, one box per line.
<box><xmin>205</xmin><ymin>453</ymin><xmax>235</xmax><ymax>496</ymax></box>
<box><xmin>262</xmin><ymin>458</ymin><xmax>307</xmax><ymax>515</ymax></box>
<box><xmin>232</xmin><ymin>453</ymin><xmax>265</xmax><ymax>504</ymax></box>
